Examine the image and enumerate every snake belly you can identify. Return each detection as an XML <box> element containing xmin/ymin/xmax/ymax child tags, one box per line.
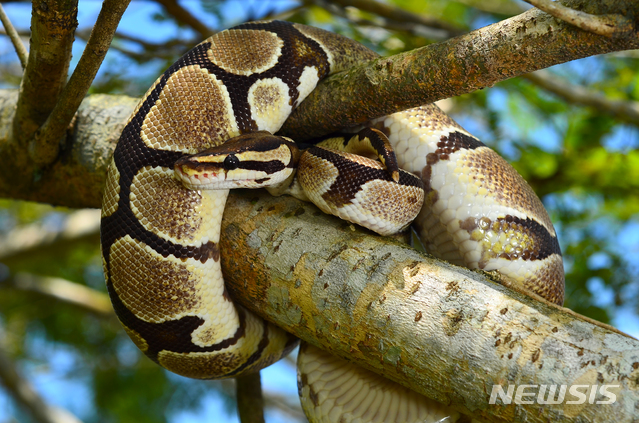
<box><xmin>101</xmin><ymin>20</ymin><xmax>565</xmax><ymax>422</ymax></box>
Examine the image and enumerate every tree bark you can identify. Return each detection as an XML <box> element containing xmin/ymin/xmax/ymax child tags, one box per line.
<box><xmin>0</xmin><ymin>91</ymin><xmax>137</xmax><ymax>207</ymax></box>
<box><xmin>12</xmin><ymin>0</ymin><xmax>77</xmax><ymax>147</ymax></box>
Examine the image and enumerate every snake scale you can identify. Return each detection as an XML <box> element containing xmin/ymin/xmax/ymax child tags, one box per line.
<box><xmin>101</xmin><ymin>20</ymin><xmax>564</xmax><ymax>422</ymax></box>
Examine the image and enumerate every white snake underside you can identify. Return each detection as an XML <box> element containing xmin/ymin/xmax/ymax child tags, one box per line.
<box><xmin>101</xmin><ymin>20</ymin><xmax>564</xmax><ymax>422</ymax></box>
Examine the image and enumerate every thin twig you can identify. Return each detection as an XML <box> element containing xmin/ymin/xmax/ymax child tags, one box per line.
<box><xmin>453</xmin><ymin>0</ymin><xmax>527</xmax><ymax>16</ymax></box>
<box><xmin>74</xmin><ymin>27</ymin><xmax>194</xmax><ymax>63</ymax></box>
<box><xmin>0</xmin><ymin>347</ymin><xmax>84</xmax><ymax>423</ymax></box>
<box><xmin>311</xmin><ymin>0</ymin><xmax>453</xmax><ymax>41</ymax></box>
<box><xmin>153</xmin><ymin>0</ymin><xmax>212</xmax><ymax>39</ymax></box>
<box><xmin>524</xmin><ymin>0</ymin><xmax>633</xmax><ymax>37</ymax></box>
<box><xmin>330</xmin><ymin>0</ymin><xmax>463</xmax><ymax>35</ymax></box>
<box><xmin>235</xmin><ymin>373</ymin><xmax>265</xmax><ymax>423</ymax></box>
<box><xmin>263</xmin><ymin>390</ymin><xmax>306</xmax><ymax>422</ymax></box>
<box><xmin>522</xmin><ymin>70</ymin><xmax>639</xmax><ymax>126</ymax></box>
<box><xmin>29</xmin><ymin>0</ymin><xmax>131</xmax><ymax>166</ymax></box>
<box><xmin>0</xmin><ymin>4</ymin><xmax>28</xmax><ymax>68</ymax></box>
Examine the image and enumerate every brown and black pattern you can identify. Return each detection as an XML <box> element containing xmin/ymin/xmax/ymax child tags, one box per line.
<box><xmin>301</xmin><ymin>146</ymin><xmax>423</xmax><ymax>208</ymax></box>
<box><xmin>102</xmin><ymin>20</ymin><xmax>360</xmax><ymax>379</ymax></box>
<box><xmin>365</xmin><ymin>105</ymin><xmax>564</xmax><ymax>308</ymax></box>
<box><xmin>102</xmin><ymin>18</ymin><xmax>566</xmax><ymax>420</ymax></box>
<box><xmin>420</xmin><ymin>131</ymin><xmax>485</xmax><ymax>192</ymax></box>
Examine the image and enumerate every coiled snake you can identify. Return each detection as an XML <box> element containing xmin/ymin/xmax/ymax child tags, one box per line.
<box><xmin>101</xmin><ymin>20</ymin><xmax>564</xmax><ymax>422</ymax></box>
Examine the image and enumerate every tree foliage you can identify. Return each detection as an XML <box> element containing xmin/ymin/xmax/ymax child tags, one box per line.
<box><xmin>0</xmin><ymin>1</ymin><xmax>637</xmax><ymax>422</ymax></box>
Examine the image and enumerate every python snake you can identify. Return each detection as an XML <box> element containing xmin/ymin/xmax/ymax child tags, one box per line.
<box><xmin>101</xmin><ymin>20</ymin><xmax>564</xmax><ymax>422</ymax></box>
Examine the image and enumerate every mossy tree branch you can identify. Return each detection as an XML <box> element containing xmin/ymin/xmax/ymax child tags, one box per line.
<box><xmin>29</xmin><ymin>0</ymin><xmax>131</xmax><ymax>165</ymax></box>
<box><xmin>12</xmin><ymin>0</ymin><xmax>77</xmax><ymax>151</ymax></box>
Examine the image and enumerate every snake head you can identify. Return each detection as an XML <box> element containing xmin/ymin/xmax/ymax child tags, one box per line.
<box><xmin>174</xmin><ymin>131</ymin><xmax>300</xmax><ymax>190</ymax></box>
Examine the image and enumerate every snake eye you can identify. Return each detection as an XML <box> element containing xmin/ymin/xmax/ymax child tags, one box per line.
<box><xmin>223</xmin><ymin>154</ymin><xmax>240</xmax><ymax>170</ymax></box>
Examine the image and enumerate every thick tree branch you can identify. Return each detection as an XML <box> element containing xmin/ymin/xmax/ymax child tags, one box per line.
<box><xmin>524</xmin><ymin>0</ymin><xmax>634</xmax><ymax>38</ymax></box>
<box><xmin>279</xmin><ymin>0</ymin><xmax>639</xmax><ymax>141</ymax></box>
<box><xmin>30</xmin><ymin>0</ymin><xmax>131</xmax><ymax>165</ymax></box>
<box><xmin>219</xmin><ymin>190</ymin><xmax>639</xmax><ymax>423</ymax></box>
<box><xmin>0</xmin><ymin>346</ymin><xmax>84</xmax><ymax>423</ymax></box>
<box><xmin>0</xmin><ymin>4</ymin><xmax>28</xmax><ymax>68</ymax></box>
<box><xmin>0</xmin><ymin>91</ymin><xmax>138</xmax><ymax>208</ymax></box>
<box><xmin>522</xmin><ymin>70</ymin><xmax>639</xmax><ymax>126</ymax></box>
<box><xmin>13</xmin><ymin>0</ymin><xmax>77</xmax><ymax>149</ymax></box>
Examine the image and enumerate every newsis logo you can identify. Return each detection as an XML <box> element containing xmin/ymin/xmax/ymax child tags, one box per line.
<box><xmin>489</xmin><ymin>384</ymin><xmax>619</xmax><ymax>405</ymax></box>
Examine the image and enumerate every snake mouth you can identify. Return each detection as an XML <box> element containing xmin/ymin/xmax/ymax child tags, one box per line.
<box><xmin>174</xmin><ymin>164</ymin><xmax>221</xmax><ymax>189</ymax></box>
<box><xmin>175</xmin><ymin>164</ymin><xmax>276</xmax><ymax>191</ymax></box>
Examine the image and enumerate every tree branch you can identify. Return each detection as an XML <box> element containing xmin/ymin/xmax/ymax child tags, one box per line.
<box><xmin>263</xmin><ymin>389</ymin><xmax>306</xmax><ymax>422</ymax></box>
<box><xmin>219</xmin><ymin>190</ymin><xmax>639</xmax><ymax>423</ymax></box>
<box><xmin>29</xmin><ymin>0</ymin><xmax>131</xmax><ymax>165</ymax></box>
<box><xmin>329</xmin><ymin>0</ymin><xmax>463</xmax><ymax>35</ymax></box>
<box><xmin>521</xmin><ymin>70</ymin><xmax>639</xmax><ymax>126</ymax></box>
<box><xmin>236</xmin><ymin>373</ymin><xmax>265</xmax><ymax>423</ymax></box>
<box><xmin>0</xmin><ymin>346</ymin><xmax>84</xmax><ymax>423</ymax></box>
<box><xmin>1</xmin><ymin>273</ymin><xmax>115</xmax><ymax>320</ymax></box>
<box><xmin>0</xmin><ymin>90</ymin><xmax>138</xmax><ymax>208</ymax></box>
<box><xmin>12</xmin><ymin>0</ymin><xmax>77</xmax><ymax>150</ymax></box>
<box><xmin>279</xmin><ymin>0</ymin><xmax>639</xmax><ymax>141</ymax></box>
<box><xmin>309</xmin><ymin>0</ymin><xmax>454</xmax><ymax>41</ymax></box>
<box><xmin>0</xmin><ymin>4</ymin><xmax>28</xmax><ymax>68</ymax></box>
<box><xmin>524</xmin><ymin>0</ymin><xmax>635</xmax><ymax>38</ymax></box>
<box><xmin>75</xmin><ymin>27</ymin><xmax>195</xmax><ymax>63</ymax></box>
<box><xmin>153</xmin><ymin>0</ymin><xmax>212</xmax><ymax>39</ymax></box>
<box><xmin>0</xmin><ymin>209</ymin><xmax>100</xmax><ymax>263</ymax></box>
<box><xmin>453</xmin><ymin>0</ymin><xmax>527</xmax><ymax>16</ymax></box>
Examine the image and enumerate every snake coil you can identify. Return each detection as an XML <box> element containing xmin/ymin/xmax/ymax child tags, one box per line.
<box><xmin>101</xmin><ymin>20</ymin><xmax>564</xmax><ymax>422</ymax></box>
